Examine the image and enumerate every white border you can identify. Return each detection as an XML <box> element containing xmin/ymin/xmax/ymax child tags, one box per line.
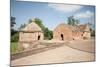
<box><xmin>0</xmin><ymin>0</ymin><xmax>99</xmax><ymax>67</ymax></box>
<box><xmin>18</xmin><ymin>0</ymin><xmax>95</xmax><ymax>5</ymax></box>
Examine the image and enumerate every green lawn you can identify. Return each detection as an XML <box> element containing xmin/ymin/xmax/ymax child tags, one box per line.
<box><xmin>11</xmin><ymin>42</ymin><xmax>18</xmax><ymax>54</ymax></box>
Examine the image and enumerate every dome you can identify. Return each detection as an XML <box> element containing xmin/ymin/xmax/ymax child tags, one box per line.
<box><xmin>54</xmin><ymin>23</ymin><xmax>78</xmax><ymax>32</ymax></box>
<box><xmin>21</xmin><ymin>22</ymin><xmax>42</xmax><ymax>32</ymax></box>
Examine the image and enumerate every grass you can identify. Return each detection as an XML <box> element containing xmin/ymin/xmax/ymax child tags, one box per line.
<box><xmin>11</xmin><ymin>42</ymin><xmax>18</xmax><ymax>54</ymax></box>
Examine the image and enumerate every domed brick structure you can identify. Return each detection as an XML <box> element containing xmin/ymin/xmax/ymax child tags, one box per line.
<box><xmin>53</xmin><ymin>23</ymin><xmax>73</xmax><ymax>41</ymax></box>
<box><xmin>79</xmin><ymin>24</ymin><xmax>91</xmax><ymax>39</ymax></box>
<box><xmin>53</xmin><ymin>23</ymin><xmax>91</xmax><ymax>41</ymax></box>
<box><xmin>18</xmin><ymin>22</ymin><xmax>44</xmax><ymax>51</ymax></box>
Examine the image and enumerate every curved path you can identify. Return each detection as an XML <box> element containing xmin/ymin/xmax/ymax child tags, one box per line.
<box><xmin>11</xmin><ymin>42</ymin><xmax>95</xmax><ymax>66</ymax></box>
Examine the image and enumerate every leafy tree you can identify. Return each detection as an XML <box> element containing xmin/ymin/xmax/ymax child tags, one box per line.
<box><xmin>44</xmin><ymin>28</ymin><xmax>53</xmax><ymax>40</ymax></box>
<box><xmin>67</xmin><ymin>16</ymin><xmax>80</xmax><ymax>25</ymax></box>
<box><xmin>75</xmin><ymin>19</ymin><xmax>80</xmax><ymax>25</ymax></box>
<box><xmin>11</xmin><ymin>17</ymin><xmax>17</xmax><ymax>36</ymax></box>
<box><xmin>49</xmin><ymin>30</ymin><xmax>53</xmax><ymax>40</ymax></box>
<box><xmin>11</xmin><ymin>17</ymin><xmax>16</xmax><ymax>27</ymax></box>
<box><xmin>18</xmin><ymin>23</ymin><xmax>26</xmax><ymax>30</ymax></box>
<box><xmin>29</xmin><ymin>18</ymin><xmax>45</xmax><ymax>30</ymax></box>
<box><xmin>11</xmin><ymin>16</ymin><xmax>19</xmax><ymax>42</ymax></box>
<box><xmin>29</xmin><ymin>18</ymin><xmax>53</xmax><ymax>40</ymax></box>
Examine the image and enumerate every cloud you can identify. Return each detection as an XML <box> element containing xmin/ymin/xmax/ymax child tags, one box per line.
<box><xmin>75</xmin><ymin>11</ymin><xmax>94</xmax><ymax>19</ymax></box>
<box><xmin>48</xmin><ymin>3</ymin><xmax>83</xmax><ymax>13</ymax></box>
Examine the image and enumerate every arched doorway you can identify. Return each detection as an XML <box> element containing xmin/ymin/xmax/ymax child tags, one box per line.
<box><xmin>61</xmin><ymin>34</ymin><xmax>64</xmax><ymax>40</ymax></box>
<box><xmin>38</xmin><ymin>35</ymin><xmax>40</xmax><ymax>40</ymax></box>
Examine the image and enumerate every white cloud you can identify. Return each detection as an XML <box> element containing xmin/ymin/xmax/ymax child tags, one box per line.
<box><xmin>75</xmin><ymin>11</ymin><xmax>94</xmax><ymax>19</ymax></box>
<box><xmin>48</xmin><ymin>3</ymin><xmax>83</xmax><ymax>13</ymax></box>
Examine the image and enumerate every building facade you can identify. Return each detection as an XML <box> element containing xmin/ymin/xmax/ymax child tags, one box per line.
<box><xmin>53</xmin><ymin>23</ymin><xmax>91</xmax><ymax>41</ymax></box>
<box><xmin>18</xmin><ymin>22</ymin><xmax>44</xmax><ymax>51</ymax></box>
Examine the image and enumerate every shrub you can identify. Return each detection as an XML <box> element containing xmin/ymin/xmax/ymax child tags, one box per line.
<box><xmin>11</xmin><ymin>32</ymin><xmax>19</xmax><ymax>42</ymax></box>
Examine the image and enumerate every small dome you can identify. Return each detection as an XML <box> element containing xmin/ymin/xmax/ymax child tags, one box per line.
<box><xmin>54</xmin><ymin>23</ymin><xmax>79</xmax><ymax>32</ymax></box>
<box><xmin>79</xmin><ymin>24</ymin><xmax>90</xmax><ymax>32</ymax></box>
<box><xmin>55</xmin><ymin>23</ymin><xmax>90</xmax><ymax>32</ymax></box>
<box><xmin>21</xmin><ymin>22</ymin><xmax>42</xmax><ymax>32</ymax></box>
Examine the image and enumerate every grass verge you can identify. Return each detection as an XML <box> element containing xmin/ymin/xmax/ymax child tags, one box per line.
<box><xmin>11</xmin><ymin>42</ymin><xmax>18</xmax><ymax>54</ymax></box>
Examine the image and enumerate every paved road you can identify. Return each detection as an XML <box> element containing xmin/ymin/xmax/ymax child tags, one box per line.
<box><xmin>67</xmin><ymin>39</ymin><xmax>95</xmax><ymax>53</ymax></box>
<box><xmin>11</xmin><ymin>40</ymin><xmax>95</xmax><ymax>66</ymax></box>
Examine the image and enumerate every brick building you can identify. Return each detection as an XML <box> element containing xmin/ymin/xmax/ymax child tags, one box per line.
<box><xmin>53</xmin><ymin>23</ymin><xmax>91</xmax><ymax>41</ymax></box>
<box><xmin>18</xmin><ymin>22</ymin><xmax>44</xmax><ymax>50</ymax></box>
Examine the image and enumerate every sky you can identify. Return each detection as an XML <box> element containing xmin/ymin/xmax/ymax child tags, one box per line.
<box><xmin>11</xmin><ymin>0</ymin><xmax>95</xmax><ymax>30</ymax></box>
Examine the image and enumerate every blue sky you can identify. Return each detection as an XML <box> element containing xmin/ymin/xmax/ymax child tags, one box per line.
<box><xmin>11</xmin><ymin>0</ymin><xmax>95</xmax><ymax>30</ymax></box>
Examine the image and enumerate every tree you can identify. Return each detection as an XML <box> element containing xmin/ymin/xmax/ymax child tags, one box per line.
<box><xmin>29</xmin><ymin>18</ymin><xmax>53</xmax><ymax>40</ymax></box>
<box><xmin>29</xmin><ymin>18</ymin><xmax>45</xmax><ymax>30</ymax></box>
<box><xmin>11</xmin><ymin>17</ymin><xmax>17</xmax><ymax>36</ymax></box>
<box><xmin>19</xmin><ymin>23</ymin><xmax>26</xmax><ymax>30</ymax></box>
<box><xmin>43</xmin><ymin>28</ymin><xmax>53</xmax><ymax>40</ymax></box>
<box><xmin>11</xmin><ymin>17</ymin><xmax>16</xmax><ymax>27</ymax></box>
<box><xmin>67</xmin><ymin>16</ymin><xmax>80</xmax><ymax>25</ymax></box>
<box><xmin>75</xmin><ymin>19</ymin><xmax>80</xmax><ymax>25</ymax></box>
<box><xmin>49</xmin><ymin>30</ymin><xmax>53</xmax><ymax>40</ymax></box>
<box><xmin>11</xmin><ymin>17</ymin><xmax>19</xmax><ymax>42</ymax></box>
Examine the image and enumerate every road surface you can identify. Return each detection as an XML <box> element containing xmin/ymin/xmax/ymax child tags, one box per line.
<box><xmin>11</xmin><ymin>39</ymin><xmax>95</xmax><ymax>66</ymax></box>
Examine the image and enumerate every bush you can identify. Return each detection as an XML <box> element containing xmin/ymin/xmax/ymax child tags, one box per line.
<box><xmin>11</xmin><ymin>32</ymin><xmax>19</xmax><ymax>42</ymax></box>
<box><xmin>91</xmin><ymin>30</ymin><xmax>95</xmax><ymax>37</ymax></box>
<box><xmin>43</xmin><ymin>28</ymin><xmax>53</xmax><ymax>40</ymax></box>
